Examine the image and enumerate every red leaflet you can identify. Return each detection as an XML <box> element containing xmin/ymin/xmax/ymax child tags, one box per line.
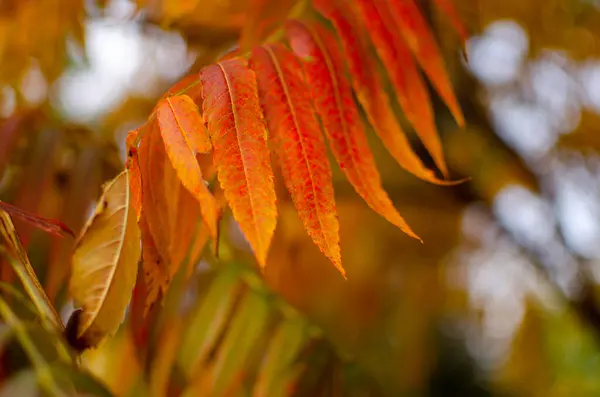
<box><xmin>285</xmin><ymin>20</ymin><xmax>420</xmax><ymax>241</ymax></box>
<box><xmin>314</xmin><ymin>0</ymin><xmax>460</xmax><ymax>186</ymax></box>
<box><xmin>354</xmin><ymin>0</ymin><xmax>448</xmax><ymax>178</ymax></box>
<box><xmin>200</xmin><ymin>58</ymin><xmax>278</xmax><ymax>267</ymax></box>
<box><xmin>250</xmin><ymin>43</ymin><xmax>344</xmax><ymax>276</ymax></box>
<box><xmin>433</xmin><ymin>0</ymin><xmax>469</xmax><ymax>43</ymax></box>
<box><xmin>385</xmin><ymin>0</ymin><xmax>464</xmax><ymax>127</ymax></box>
<box><xmin>0</xmin><ymin>200</ymin><xmax>74</xmax><ymax>238</ymax></box>
<box><xmin>157</xmin><ymin>95</ymin><xmax>219</xmax><ymax>238</ymax></box>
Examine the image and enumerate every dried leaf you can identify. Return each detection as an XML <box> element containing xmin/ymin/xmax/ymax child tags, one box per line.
<box><xmin>200</xmin><ymin>58</ymin><xmax>278</xmax><ymax>267</ymax></box>
<box><xmin>126</xmin><ymin>130</ymin><xmax>142</xmax><ymax>221</ymax></box>
<box><xmin>0</xmin><ymin>200</ymin><xmax>74</xmax><ymax>238</ymax></box>
<box><xmin>250</xmin><ymin>43</ymin><xmax>343</xmax><ymax>276</ymax></box>
<box><xmin>314</xmin><ymin>0</ymin><xmax>460</xmax><ymax>186</ymax></box>
<box><xmin>157</xmin><ymin>95</ymin><xmax>219</xmax><ymax>238</ymax></box>
<box><xmin>385</xmin><ymin>0</ymin><xmax>464</xmax><ymax>126</ymax></box>
<box><xmin>285</xmin><ymin>20</ymin><xmax>420</xmax><ymax>241</ymax></box>
<box><xmin>70</xmin><ymin>170</ymin><xmax>141</xmax><ymax>348</ymax></box>
<box><xmin>354</xmin><ymin>0</ymin><xmax>449</xmax><ymax>177</ymax></box>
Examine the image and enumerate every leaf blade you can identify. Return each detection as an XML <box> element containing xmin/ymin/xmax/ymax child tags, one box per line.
<box><xmin>250</xmin><ymin>43</ymin><xmax>343</xmax><ymax>275</ymax></box>
<box><xmin>385</xmin><ymin>0</ymin><xmax>464</xmax><ymax>126</ymax></box>
<box><xmin>354</xmin><ymin>0</ymin><xmax>449</xmax><ymax>177</ymax></box>
<box><xmin>157</xmin><ymin>95</ymin><xmax>219</xmax><ymax>238</ymax></box>
<box><xmin>314</xmin><ymin>0</ymin><xmax>461</xmax><ymax>186</ymax></box>
<box><xmin>70</xmin><ymin>169</ymin><xmax>141</xmax><ymax>348</ymax></box>
<box><xmin>285</xmin><ymin>20</ymin><xmax>420</xmax><ymax>241</ymax></box>
<box><xmin>200</xmin><ymin>58</ymin><xmax>278</xmax><ymax>267</ymax></box>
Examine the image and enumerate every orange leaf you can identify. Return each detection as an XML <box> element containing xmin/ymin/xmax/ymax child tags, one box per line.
<box><xmin>314</xmin><ymin>0</ymin><xmax>460</xmax><ymax>186</ymax></box>
<box><xmin>385</xmin><ymin>0</ymin><xmax>464</xmax><ymax>127</ymax></box>
<box><xmin>354</xmin><ymin>0</ymin><xmax>448</xmax><ymax>177</ymax></box>
<box><xmin>138</xmin><ymin>122</ymin><xmax>171</xmax><ymax>311</ymax></box>
<box><xmin>433</xmin><ymin>0</ymin><xmax>469</xmax><ymax>44</ymax></box>
<box><xmin>200</xmin><ymin>58</ymin><xmax>277</xmax><ymax>267</ymax></box>
<box><xmin>0</xmin><ymin>200</ymin><xmax>74</xmax><ymax>238</ymax></box>
<box><xmin>157</xmin><ymin>95</ymin><xmax>219</xmax><ymax>238</ymax></box>
<box><xmin>285</xmin><ymin>20</ymin><xmax>420</xmax><ymax>241</ymax></box>
<box><xmin>250</xmin><ymin>43</ymin><xmax>343</xmax><ymax>276</ymax></box>
<box><xmin>137</xmin><ymin>121</ymin><xmax>207</xmax><ymax>312</ymax></box>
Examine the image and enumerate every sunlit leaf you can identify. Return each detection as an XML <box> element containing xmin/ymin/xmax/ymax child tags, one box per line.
<box><xmin>70</xmin><ymin>170</ymin><xmax>141</xmax><ymax>349</ymax></box>
<box><xmin>353</xmin><ymin>0</ymin><xmax>449</xmax><ymax>177</ymax></box>
<box><xmin>157</xmin><ymin>95</ymin><xmax>219</xmax><ymax>238</ymax></box>
<box><xmin>385</xmin><ymin>0</ymin><xmax>464</xmax><ymax>126</ymax></box>
<box><xmin>285</xmin><ymin>20</ymin><xmax>420</xmax><ymax>241</ymax></box>
<box><xmin>250</xmin><ymin>43</ymin><xmax>343</xmax><ymax>276</ymax></box>
<box><xmin>200</xmin><ymin>58</ymin><xmax>278</xmax><ymax>267</ymax></box>
<box><xmin>314</xmin><ymin>0</ymin><xmax>461</xmax><ymax>186</ymax></box>
<box><xmin>240</xmin><ymin>0</ymin><xmax>299</xmax><ymax>51</ymax></box>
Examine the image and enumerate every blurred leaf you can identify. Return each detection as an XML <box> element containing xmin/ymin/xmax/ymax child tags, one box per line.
<box><xmin>0</xmin><ymin>212</ymin><xmax>63</xmax><ymax>332</ymax></box>
<box><xmin>69</xmin><ymin>170</ymin><xmax>141</xmax><ymax>349</ymax></box>
<box><xmin>0</xmin><ymin>201</ymin><xmax>73</xmax><ymax>238</ymax></box>
<box><xmin>212</xmin><ymin>288</ymin><xmax>270</xmax><ymax>396</ymax></box>
<box><xmin>178</xmin><ymin>265</ymin><xmax>242</xmax><ymax>376</ymax></box>
<box><xmin>252</xmin><ymin>316</ymin><xmax>308</xmax><ymax>397</ymax></box>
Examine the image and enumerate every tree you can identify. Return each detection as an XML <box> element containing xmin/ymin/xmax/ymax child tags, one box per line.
<box><xmin>2</xmin><ymin>0</ymin><xmax>600</xmax><ymax>396</ymax></box>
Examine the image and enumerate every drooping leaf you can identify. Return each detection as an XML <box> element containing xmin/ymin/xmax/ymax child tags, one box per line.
<box><xmin>0</xmin><ymin>200</ymin><xmax>74</xmax><ymax>238</ymax></box>
<box><xmin>285</xmin><ymin>20</ymin><xmax>420</xmax><ymax>241</ymax></box>
<box><xmin>250</xmin><ymin>43</ymin><xmax>343</xmax><ymax>276</ymax></box>
<box><xmin>314</xmin><ymin>0</ymin><xmax>460</xmax><ymax>186</ymax></box>
<box><xmin>384</xmin><ymin>0</ymin><xmax>464</xmax><ymax>127</ymax></box>
<box><xmin>70</xmin><ymin>169</ymin><xmax>141</xmax><ymax>349</ymax></box>
<box><xmin>353</xmin><ymin>0</ymin><xmax>449</xmax><ymax>177</ymax></box>
<box><xmin>158</xmin><ymin>95</ymin><xmax>212</xmax><ymax>154</ymax></box>
<box><xmin>136</xmin><ymin>120</ymin><xmax>209</xmax><ymax>314</ymax></box>
<box><xmin>157</xmin><ymin>95</ymin><xmax>219</xmax><ymax>238</ymax></box>
<box><xmin>0</xmin><ymin>211</ymin><xmax>63</xmax><ymax>331</ymax></box>
<box><xmin>200</xmin><ymin>58</ymin><xmax>278</xmax><ymax>267</ymax></box>
<box><xmin>432</xmin><ymin>0</ymin><xmax>469</xmax><ymax>43</ymax></box>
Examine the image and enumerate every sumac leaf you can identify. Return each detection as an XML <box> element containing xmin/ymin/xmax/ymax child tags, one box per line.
<box><xmin>200</xmin><ymin>58</ymin><xmax>278</xmax><ymax>267</ymax></box>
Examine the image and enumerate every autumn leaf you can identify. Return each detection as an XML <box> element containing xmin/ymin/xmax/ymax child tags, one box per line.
<box><xmin>0</xmin><ymin>200</ymin><xmax>74</xmax><ymax>238</ymax></box>
<box><xmin>200</xmin><ymin>58</ymin><xmax>278</xmax><ymax>267</ymax></box>
<box><xmin>157</xmin><ymin>95</ymin><xmax>219</xmax><ymax>238</ymax></box>
<box><xmin>314</xmin><ymin>0</ymin><xmax>460</xmax><ymax>186</ymax></box>
<box><xmin>385</xmin><ymin>0</ymin><xmax>464</xmax><ymax>127</ymax></box>
<box><xmin>136</xmin><ymin>120</ymin><xmax>210</xmax><ymax>313</ymax></box>
<box><xmin>353</xmin><ymin>0</ymin><xmax>449</xmax><ymax>177</ymax></box>
<box><xmin>285</xmin><ymin>20</ymin><xmax>420</xmax><ymax>241</ymax></box>
<box><xmin>432</xmin><ymin>0</ymin><xmax>469</xmax><ymax>44</ymax></box>
<box><xmin>250</xmin><ymin>43</ymin><xmax>343</xmax><ymax>276</ymax></box>
<box><xmin>69</xmin><ymin>169</ymin><xmax>141</xmax><ymax>349</ymax></box>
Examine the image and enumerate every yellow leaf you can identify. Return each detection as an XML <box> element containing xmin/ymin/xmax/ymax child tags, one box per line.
<box><xmin>70</xmin><ymin>169</ymin><xmax>141</xmax><ymax>349</ymax></box>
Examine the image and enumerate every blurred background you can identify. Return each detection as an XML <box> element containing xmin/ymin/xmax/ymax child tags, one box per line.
<box><xmin>3</xmin><ymin>0</ymin><xmax>600</xmax><ymax>396</ymax></box>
